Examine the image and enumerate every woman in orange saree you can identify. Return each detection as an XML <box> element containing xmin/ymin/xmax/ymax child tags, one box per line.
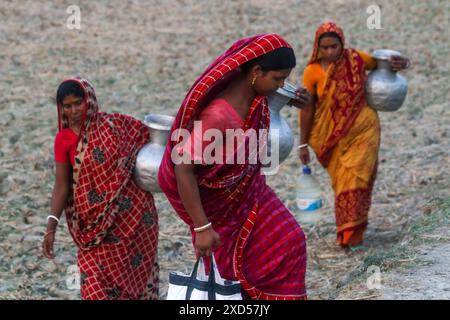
<box><xmin>299</xmin><ymin>22</ymin><xmax>410</xmax><ymax>249</ymax></box>
<box><xmin>158</xmin><ymin>34</ymin><xmax>309</xmax><ymax>299</ymax></box>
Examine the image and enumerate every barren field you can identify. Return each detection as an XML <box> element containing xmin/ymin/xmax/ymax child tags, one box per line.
<box><xmin>0</xmin><ymin>0</ymin><xmax>448</xmax><ymax>299</ymax></box>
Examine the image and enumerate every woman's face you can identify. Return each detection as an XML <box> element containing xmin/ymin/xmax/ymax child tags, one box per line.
<box><xmin>318</xmin><ymin>36</ymin><xmax>342</xmax><ymax>63</ymax></box>
<box><xmin>255</xmin><ymin>68</ymin><xmax>292</xmax><ymax>96</ymax></box>
<box><xmin>62</xmin><ymin>94</ymin><xmax>84</xmax><ymax>127</ymax></box>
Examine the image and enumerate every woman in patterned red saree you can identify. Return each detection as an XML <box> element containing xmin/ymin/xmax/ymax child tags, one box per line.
<box><xmin>158</xmin><ymin>34</ymin><xmax>310</xmax><ymax>300</ymax></box>
<box><xmin>42</xmin><ymin>77</ymin><xmax>159</xmax><ymax>300</ymax></box>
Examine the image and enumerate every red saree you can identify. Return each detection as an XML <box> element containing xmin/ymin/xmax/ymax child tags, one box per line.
<box><xmin>158</xmin><ymin>34</ymin><xmax>307</xmax><ymax>299</ymax></box>
<box><xmin>58</xmin><ymin>77</ymin><xmax>159</xmax><ymax>299</ymax></box>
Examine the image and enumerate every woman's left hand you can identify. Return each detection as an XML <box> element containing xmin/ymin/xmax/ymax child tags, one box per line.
<box><xmin>42</xmin><ymin>230</ymin><xmax>56</xmax><ymax>259</ymax></box>
<box><xmin>390</xmin><ymin>55</ymin><xmax>410</xmax><ymax>71</ymax></box>
<box><xmin>288</xmin><ymin>87</ymin><xmax>312</xmax><ymax>109</ymax></box>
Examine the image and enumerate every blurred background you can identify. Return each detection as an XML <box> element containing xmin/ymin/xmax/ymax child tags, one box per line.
<box><xmin>0</xmin><ymin>0</ymin><xmax>448</xmax><ymax>299</ymax></box>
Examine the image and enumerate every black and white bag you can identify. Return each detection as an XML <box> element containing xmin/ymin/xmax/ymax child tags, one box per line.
<box><xmin>167</xmin><ymin>255</ymin><xmax>242</xmax><ymax>300</ymax></box>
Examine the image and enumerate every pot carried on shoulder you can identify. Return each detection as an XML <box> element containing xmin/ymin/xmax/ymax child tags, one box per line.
<box><xmin>134</xmin><ymin>114</ymin><xmax>175</xmax><ymax>193</ymax></box>
<box><xmin>365</xmin><ymin>49</ymin><xmax>408</xmax><ymax>111</ymax></box>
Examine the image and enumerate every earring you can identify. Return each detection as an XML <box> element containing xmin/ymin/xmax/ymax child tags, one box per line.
<box><xmin>252</xmin><ymin>76</ymin><xmax>256</xmax><ymax>86</ymax></box>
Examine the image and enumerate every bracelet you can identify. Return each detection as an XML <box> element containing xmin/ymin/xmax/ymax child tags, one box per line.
<box><xmin>194</xmin><ymin>222</ymin><xmax>212</xmax><ymax>233</ymax></box>
<box><xmin>47</xmin><ymin>215</ymin><xmax>60</xmax><ymax>224</ymax></box>
<box><xmin>298</xmin><ymin>144</ymin><xmax>308</xmax><ymax>149</ymax></box>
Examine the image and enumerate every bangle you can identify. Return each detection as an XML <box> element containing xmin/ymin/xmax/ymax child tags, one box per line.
<box><xmin>194</xmin><ymin>222</ymin><xmax>212</xmax><ymax>233</ymax></box>
<box><xmin>298</xmin><ymin>144</ymin><xmax>308</xmax><ymax>149</ymax></box>
<box><xmin>47</xmin><ymin>215</ymin><xmax>60</xmax><ymax>224</ymax></box>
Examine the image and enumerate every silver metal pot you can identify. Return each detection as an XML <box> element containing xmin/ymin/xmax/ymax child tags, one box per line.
<box><xmin>266</xmin><ymin>82</ymin><xmax>296</xmax><ymax>164</ymax></box>
<box><xmin>365</xmin><ymin>49</ymin><xmax>408</xmax><ymax>111</ymax></box>
<box><xmin>134</xmin><ymin>114</ymin><xmax>174</xmax><ymax>193</ymax></box>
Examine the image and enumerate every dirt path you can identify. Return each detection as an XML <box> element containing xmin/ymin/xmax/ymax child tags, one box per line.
<box><xmin>381</xmin><ymin>242</ymin><xmax>450</xmax><ymax>299</ymax></box>
<box><xmin>330</xmin><ymin>204</ymin><xmax>450</xmax><ymax>300</ymax></box>
<box><xmin>0</xmin><ymin>0</ymin><xmax>449</xmax><ymax>299</ymax></box>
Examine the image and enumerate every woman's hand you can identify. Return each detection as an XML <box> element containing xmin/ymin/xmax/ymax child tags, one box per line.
<box><xmin>42</xmin><ymin>230</ymin><xmax>56</xmax><ymax>259</ymax></box>
<box><xmin>299</xmin><ymin>147</ymin><xmax>310</xmax><ymax>165</ymax></box>
<box><xmin>390</xmin><ymin>55</ymin><xmax>410</xmax><ymax>71</ymax></box>
<box><xmin>288</xmin><ymin>87</ymin><xmax>312</xmax><ymax>109</ymax></box>
<box><xmin>195</xmin><ymin>228</ymin><xmax>221</xmax><ymax>257</ymax></box>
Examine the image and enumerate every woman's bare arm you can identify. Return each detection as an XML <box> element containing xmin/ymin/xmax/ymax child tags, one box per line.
<box><xmin>42</xmin><ymin>162</ymin><xmax>70</xmax><ymax>258</ymax></box>
<box><xmin>174</xmin><ymin>163</ymin><xmax>221</xmax><ymax>257</ymax></box>
<box><xmin>299</xmin><ymin>95</ymin><xmax>317</xmax><ymax>164</ymax></box>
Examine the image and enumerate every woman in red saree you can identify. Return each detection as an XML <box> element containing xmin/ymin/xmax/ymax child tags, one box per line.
<box><xmin>158</xmin><ymin>34</ymin><xmax>310</xmax><ymax>300</ymax></box>
<box><xmin>42</xmin><ymin>77</ymin><xmax>159</xmax><ymax>300</ymax></box>
<box><xmin>299</xmin><ymin>22</ymin><xmax>410</xmax><ymax>250</ymax></box>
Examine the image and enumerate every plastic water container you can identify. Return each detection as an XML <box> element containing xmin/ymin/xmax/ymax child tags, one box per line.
<box><xmin>296</xmin><ymin>165</ymin><xmax>324</xmax><ymax>224</ymax></box>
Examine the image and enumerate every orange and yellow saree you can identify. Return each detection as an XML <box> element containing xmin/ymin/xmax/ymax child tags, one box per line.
<box><xmin>301</xmin><ymin>22</ymin><xmax>380</xmax><ymax>247</ymax></box>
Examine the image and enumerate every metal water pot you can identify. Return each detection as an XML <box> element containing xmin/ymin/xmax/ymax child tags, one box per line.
<box><xmin>266</xmin><ymin>82</ymin><xmax>297</xmax><ymax>164</ymax></box>
<box><xmin>134</xmin><ymin>114</ymin><xmax>175</xmax><ymax>193</ymax></box>
<box><xmin>365</xmin><ymin>49</ymin><xmax>408</xmax><ymax>111</ymax></box>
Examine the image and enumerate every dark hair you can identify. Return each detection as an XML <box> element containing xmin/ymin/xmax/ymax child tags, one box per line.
<box><xmin>56</xmin><ymin>81</ymin><xmax>85</xmax><ymax>105</ymax></box>
<box><xmin>318</xmin><ymin>32</ymin><xmax>342</xmax><ymax>45</ymax></box>
<box><xmin>241</xmin><ymin>47</ymin><xmax>296</xmax><ymax>74</ymax></box>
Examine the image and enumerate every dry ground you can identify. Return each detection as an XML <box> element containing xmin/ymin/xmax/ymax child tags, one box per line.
<box><xmin>0</xmin><ymin>0</ymin><xmax>449</xmax><ymax>299</ymax></box>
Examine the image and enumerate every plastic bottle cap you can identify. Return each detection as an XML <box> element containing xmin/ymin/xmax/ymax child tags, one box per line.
<box><xmin>302</xmin><ymin>165</ymin><xmax>311</xmax><ymax>175</ymax></box>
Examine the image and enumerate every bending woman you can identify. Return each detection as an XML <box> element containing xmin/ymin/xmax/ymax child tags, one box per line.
<box><xmin>42</xmin><ymin>77</ymin><xmax>159</xmax><ymax>299</ymax></box>
<box><xmin>158</xmin><ymin>34</ymin><xmax>310</xmax><ymax>300</ymax></box>
<box><xmin>299</xmin><ymin>22</ymin><xmax>410</xmax><ymax>249</ymax></box>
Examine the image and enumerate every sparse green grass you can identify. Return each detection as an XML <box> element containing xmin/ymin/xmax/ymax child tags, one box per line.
<box><xmin>407</xmin><ymin>197</ymin><xmax>450</xmax><ymax>240</ymax></box>
<box><xmin>362</xmin><ymin>197</ymin><xmax>450</xmax><ymax>271</ymax></box>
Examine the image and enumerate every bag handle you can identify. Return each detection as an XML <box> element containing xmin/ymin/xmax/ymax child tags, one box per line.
<box><xmin>185</xmin><ymin>256</ymin><xmax>219</xmax><ymax>300</ymax></box>
<box><xmin>210</xmin><ymin>255</ymin><xmax>222</xmax><ymax>279</ymax></box>
<box><xmin>185</xmin><ymin>258</ymin><xmax>202</xmax><ymax>300</ymax></box>
<box><xmin>207</xmin><ymin>257</ymin><xmax>216</xmax><ymax>300</ymax></box>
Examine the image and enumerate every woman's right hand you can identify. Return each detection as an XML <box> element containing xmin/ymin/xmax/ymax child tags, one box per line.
<box><xmin>42</xmin><ymin>231</ymin><xmax>56</xmax><ymax>259</ymax></box>
<box><xmin>288</xmin><ymin>87</ymin><xmax>312</xmax><ymax>109</ymax></box>
<box><xmin>195</xmin><ymin>228</ymin><xmax>221</xmax><ymax>257</ymax></box>
<box><xmin>299</xmin><ymin>147</ymin><xmax>310</xmax><ymax>165</ymax></box>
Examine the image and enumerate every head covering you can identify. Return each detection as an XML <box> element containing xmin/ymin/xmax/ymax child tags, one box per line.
<box><xmin>57</xmin><ymin>77</ymin><xmax>98</xmax><ymax>132</ymax></box>
<box><xmin>308</xmin><ymin>21</ymin><xmax>345</xmax><ymax>65</ymax></box>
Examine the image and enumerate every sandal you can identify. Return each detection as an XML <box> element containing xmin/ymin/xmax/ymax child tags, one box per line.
<box><xmin>349</xmin><ymin>244</ymin><xmax>367</xmax><ymax>252</ymax></box>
